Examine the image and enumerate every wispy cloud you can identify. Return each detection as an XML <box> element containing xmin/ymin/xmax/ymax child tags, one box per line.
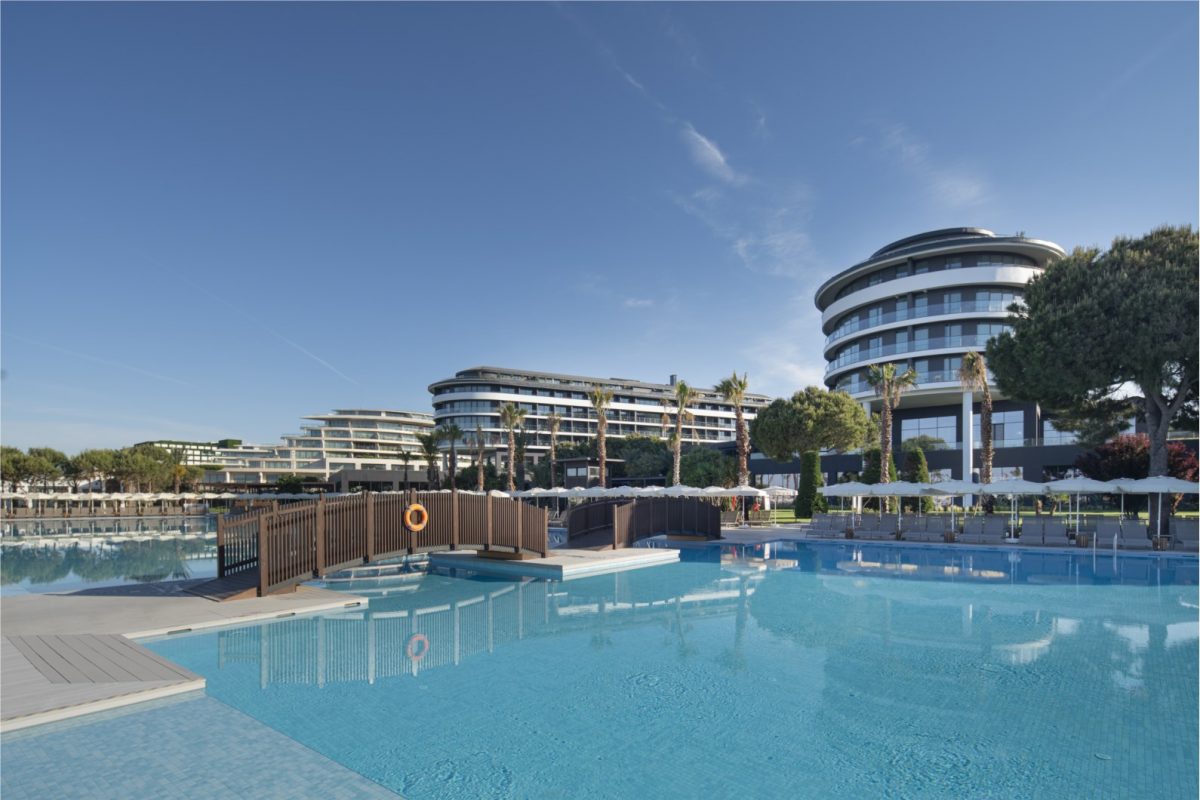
<box><xmin>750</xmin><ymin>100</ymin><xmax>770</xmax><ymax>139</ymax></box>
<box><xmin>672</xmin><ymin>185</ymin><xmax>822</xmax><ymax>279</ymax></box>
<box><xmin>681</xmin><ymin>123</ymin><xmax>745</xmax><ymax>185</ymax></box>
<box><xmin>3</xmin><ymin>333</ymin><xmax>194</xmax><ymax>387</ymax></box>
<box><xmin>181</xmin><ymin>279</ymin><xmax>359</xmax><ymax>386</ymax></box>
<box><xmin>662</xmin><ymin>13</ymin><xmax>702</xmax><ymax>70</ymax></box>
<box><xmin>741</xmin><ymin>304</ymin><xmax>829</xmax><ymax>399</ymax></box>
<box><xmin>622</xmin><ymin>297</ymin><xmax>654</xmax><ymax>309</ymax></box>
<box><xmin>876</xmin><ymin>123</ymin><xmax>988</xmax><ymax>209</ymax></box>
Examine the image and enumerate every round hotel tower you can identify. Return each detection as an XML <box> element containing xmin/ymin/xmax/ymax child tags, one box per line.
<box><xmin>814</xmin><ymin>228</ymin><xmax>1066</xmax><ymax>484</ymax></box>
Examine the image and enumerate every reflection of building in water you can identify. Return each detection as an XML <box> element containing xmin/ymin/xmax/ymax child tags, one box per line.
<box><xmin>218</xmin><ymin>568</ymin><xmax>765</xmax><ymax>688</ymax></box>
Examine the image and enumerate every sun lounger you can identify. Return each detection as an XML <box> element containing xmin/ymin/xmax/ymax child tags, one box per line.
<box><xmin>1020</xmin><ymin>518</ymin><xmax>1044</xmax><ymax>546</ymax></box>
<box><xmin>806</xmin><ymin>516</ymin><xmax>844</xmax><ymax>539</ymax></box>
<box><xmin>960</xmin><ymin>516</ymin><xmax>1006</xmax><ymax>545</ymax></box>
<box><xmin>1119</xmin><ymin>524</ymin><xmax>1154</xmax><ymax>551</ymax></box>
<box><xmin>983</xmin><ymin>516</ymin><xmax>1009</xmax><ymax>539</ymax></box>
<box><xmin>958</xmin><ymin>517</ymin><xmax>985</xmax><ymax>543</ymax></box>
<box><xmin>1171</xmin><ymin>519</ymin><xmax>1198</xmax><ymax>552</ymax></box>
<box><xmin>856</xmin><ymin>514</ymin><xmax>897</xmax><ymax>540</ymax></box>
<box><xmin>1095</xmin><ymin>519</ymin><xmax>1122</xmax><ymax>548</ymax></box>
<box><xmin>1042</xmin><ymin>519</ymin><xmax>1071</xmax><ymax>547</ymax></box>
<box><xmin>904</xmin><ymin>523</ymin><xmax>943</xmax><ymax>543</ymax></box>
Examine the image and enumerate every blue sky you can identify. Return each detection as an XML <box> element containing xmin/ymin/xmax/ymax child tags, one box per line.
<box><xmin>2</xmin><ymin>2</ymin><xmax>1196</xmax><ymax>452</ymax></box>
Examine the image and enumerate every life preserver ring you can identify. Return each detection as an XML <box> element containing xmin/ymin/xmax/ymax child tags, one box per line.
<box><xmin>404</xmin><ymin>503</ymin><xmax>429</xmax><ymax>532</ymax></box>
<box><xmin>406</xmin><ymin>633</ymin><xmax>429</xmax><ymax>661</ymax></box>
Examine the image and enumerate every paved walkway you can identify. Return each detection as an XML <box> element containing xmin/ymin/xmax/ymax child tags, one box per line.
<box><xmin>1</xmin><ymin>579</ymin><xmax>364</xmax><ymax>731</ymax></box>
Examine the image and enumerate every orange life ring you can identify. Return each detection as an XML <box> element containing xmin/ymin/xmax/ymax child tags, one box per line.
<box><xmin>404</xmin><ymin>503</ymin><xmax>429</xmax><ymax>532</ymax></box>
<box><xmin>406</xmin><ymin>633</ymin><xmax>429</xmax><ymax>661</ymax></box>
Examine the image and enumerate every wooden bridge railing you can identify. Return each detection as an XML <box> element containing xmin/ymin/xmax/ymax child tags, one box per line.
<box><xmin>566</xmin><ymin>497</ymin><xmax>721</xmax><ymax>549</ymax></box>
<box><xmin>217</xmin><ymin>491</ymin><xmax>548</xmax><ymax>596</ymax></box>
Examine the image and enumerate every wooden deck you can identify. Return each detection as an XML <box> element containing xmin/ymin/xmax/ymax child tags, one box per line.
<box><xmin>1</xmin><ymin>581</ymin><xmax>366</xmax><ymax>732</ymax></box>
<box><xmin>1</xmin><ymin>635</ymin><xmax>204</xmax><ymax>731</ymax></box>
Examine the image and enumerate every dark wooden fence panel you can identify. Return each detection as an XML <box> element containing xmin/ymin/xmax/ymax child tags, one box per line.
<box><xmin>491</xmin><ymin>497</ymin><xmax>521</xmax><ymax>550</ymax></box>
<box><xmin>218</xmin><ymin>510</ymin><xmax>263</xmax><ymax>577</ymax></box>
<box><xmin>218</xmin><ymin>490</ymin><xmax>548</xmax><ymax>595</ymax></box>
<box><xmin>584</xmin><ymin>496</ymin><xmax>723</xmax><ymax>549</ymax></box>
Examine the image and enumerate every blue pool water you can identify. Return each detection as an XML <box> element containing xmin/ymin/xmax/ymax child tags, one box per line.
<box><xmin>5</xmin><ymin>542</ymin><xmax>1198</xmax><ymax>799</ymax></box>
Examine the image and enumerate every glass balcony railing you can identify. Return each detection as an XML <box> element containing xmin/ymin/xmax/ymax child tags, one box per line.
<box><xmin>825</xmin><ymin>300</ymin><xmax>1016</xmax><ymax>347</ymax></box>
<box><xmin>826</xmin><ymin>333</ymin><xmax>1005</xmax><ymax>375</ymax></box>
<box><xmin>833</xmin><ymin>369</ymin><xmax>965</xmax><ymax>395</ymax></box>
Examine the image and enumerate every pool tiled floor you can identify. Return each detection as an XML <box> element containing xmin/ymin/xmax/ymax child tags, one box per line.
<box><xmin>1</xmin><ymin>694</ymin><xmax>399</xmax><ymax>799</ymax></box>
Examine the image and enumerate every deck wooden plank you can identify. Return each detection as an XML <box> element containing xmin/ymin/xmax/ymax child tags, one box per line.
<box><xmin>93</xmin><ymin>635</ymin><xmax>199</xmax><ymax>681</ymax></box>
<box><xmin>42</xmin><ymin>636</ymin><xmax>119</xmax><ymax>682</ymax></box>
<box><xmin>8</xmin><ymin>636</ymin><xmax>89</xmax><ymax>683</ymax></box>
<box><xmin>65</xmin><ymin>635</ymin><xmax>148</xmax><ymax>682</ymax></box>
<box><xmin>5</xmin><ymin>636</ymin><xmax>67</xmax><ymax>683</ymax></box>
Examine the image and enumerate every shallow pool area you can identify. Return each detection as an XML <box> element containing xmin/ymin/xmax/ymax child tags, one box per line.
<box><xmin>3</xmin><ymin>541</ymin><xmax>1197</xmax><ymax>799</ymax></box>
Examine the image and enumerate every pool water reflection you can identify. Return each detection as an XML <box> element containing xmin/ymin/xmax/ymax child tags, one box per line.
<box><xmin>137</xmin><ymin>545</ymin><xmax>1198</xmax><ymax>799</ymax></box>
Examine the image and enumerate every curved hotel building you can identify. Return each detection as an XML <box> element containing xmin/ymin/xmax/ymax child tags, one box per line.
<box><xmin>812</xmin><ymin>227</ymin><xmax>1082</xmax><ymax>484</ymax></box>
<box><xmin>430</xmin><ymin>367</ymin><xmax>770</xmax><ymax>473</ymax></box>
<box><xmin>200</xmin><ymin>409</ymin><xmax>435</xmax><ymax>486</ymax></box>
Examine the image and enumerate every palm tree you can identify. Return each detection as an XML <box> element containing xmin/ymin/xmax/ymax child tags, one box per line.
<box><xmin>472</xmin><ymin>426</ymin><xmax>488</xmax><ymax>491</ymax></box>
<box><xmin>866</xmin><ymin>363</ymin><xmax>918</xmax><ymax>508</ymax></box>
<box><xmin>437</xmin><ymin>423</ymin><xmax>464</xmax><ymax>492</ymax></box>
<box><xmin>546</xmin><ymin>412</ymin><xmax>562</xmax><ymax>488</ymax></box>
<box><xmin>716</xmin><ymin>371</ymin><xmax>751</xmax><ymax>486</ymax></box>
<box><xmin>499</xmin><ymin>403</ymin><xmax>527</xmax><ymax>492</ymax></box>
<box><xmin>959</xmin><ymin>350</ymin><xmax>994</xmax><ymax>498</ymax></box>
<box><xmin>670</xmin><ymin>380</ymin><xmax>699</xmax><ymax>485</ymax></box>
<box><xmin>588</xmin><ymin>386</ymin><xmax>613</xmax><ymax>487</ymax></box>
<box><xmin>416</xmin><ymin>432</ymin><xmax>443</xmax><ymax>489</ymax></box>
<box><xmin>399</xmin><ymin>450</ymin><xmax>412</xmax><ymax>491</ymax></box>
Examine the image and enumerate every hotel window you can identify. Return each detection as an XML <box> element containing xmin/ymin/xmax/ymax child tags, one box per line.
<box><xmin>974</xmin><ymin>410</ymin><xmax>1024</xmax><ymax>447</ymax></box>
<box><xmin>901</xmin><ymin>415</ymin><xmax>958</xmax><ymax>446</ymax></box>
<box><xmin>1042</xmin><ymin>420</ymin><xmax>1078</xmax><ymax>446</ymax></box>
<box><xmin>945</xmin><ymin>324</ymin><xmax>963</xmax><ymax>347</ymax></box>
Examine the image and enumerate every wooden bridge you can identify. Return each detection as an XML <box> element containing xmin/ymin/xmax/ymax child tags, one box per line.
<box><xmin>566</xmin><ymin>497</ymin><xmax>721</xmax><ymax>550</ymax></box>
<box><xmin>208</xmin><ymin>491</ymin><xmax>547</xmax><ymax>598</ymax></box>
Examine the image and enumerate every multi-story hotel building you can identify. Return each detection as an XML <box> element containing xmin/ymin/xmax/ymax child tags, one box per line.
<box><xmin>198</xmin><ymin>409</ymin><xmax>436</xmax><ymax>485</ymax></box>
<box><xmin>429</xmin><ymin>367</ymin><xmax>770</xmax><ymax>471</ymax></box>
<box><xmin>809</xmin><ymin>227</ymin><xmax>1086</xmax><ymax>485</ymax></box>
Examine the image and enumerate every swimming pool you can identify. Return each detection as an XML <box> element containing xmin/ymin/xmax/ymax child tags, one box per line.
<box><xmin>4</xmin><ymin>542</ymin><xmax>1197</xmax><ymax>799</ymax></box>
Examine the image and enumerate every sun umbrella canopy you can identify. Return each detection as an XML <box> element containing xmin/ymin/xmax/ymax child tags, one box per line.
<box><xmin>981</xmin><ymin>479</ymin><xmax>1049</xmax><ymax>495</ymax></box>
<box><xmin>765</xmin><ymin>486</ymin><xmax>798</xmax><ymax>499</ymax></box>
<box><xmin>921</xmin><ymin>480</ymin><xmax>979</xmax><ymax>495</ymax></box>
<box><xmin>729</xmin><ymin>485</ymin><xmax>768</xmax><ymax>498</ymax></box>
<box><xmin>1112</xmin><ymin>476</ymin><xmax>1200</xmax><ymax>494</ymax></box>
<box><xmin>819</xmin><ymin>482</ymin><xmax>870</xmax><ymax>497</ymax></box>
<box><xmin>867</xmin><ymin>481</ymin><xmax>927</xmax><ymax>497</ymax></box>
<box><xmin>1045</xmin><ymin>477</ymin><xmax>1113</xmax><ymax>493</ymax></box>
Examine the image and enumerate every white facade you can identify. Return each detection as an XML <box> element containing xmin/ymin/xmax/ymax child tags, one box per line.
<box><xmin>815</xmin><ymin>228</ymin><xmax>1065</xmax><ymax>407</ymax></box>
<box><xmin>202</xmin><ymin>409</ymin><xmax>435</xmax><ymax>485</ymax></box>
<box><xmin>429</xmin><ymin>367</ymin><xmax>770</xmax><ymax>465</ymax></box>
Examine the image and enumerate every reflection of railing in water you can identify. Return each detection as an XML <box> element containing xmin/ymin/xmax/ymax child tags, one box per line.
<box><xmin>2</xmin><ymin>515</ymin><xmax>218</xmax><ymax>539</ymax></box>
<box><xmin>0</xmin><ymin>537</ymin><xmax>217</xmax><ymax>587</ymax></box>
<box><xmin>217</xmin><ymin>571</ymin><xmax>763</xmax><ymax>687</ymax></box>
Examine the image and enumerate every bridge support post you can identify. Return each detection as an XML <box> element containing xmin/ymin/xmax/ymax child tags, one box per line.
<box><xmin>365</xmin><ymin>492</ymin><xmax>375</xmax><ymax>563</ymax></box>
<box><xmin>314</xmin><ymin>496</ymin><xmax>326</xmax><ymax>577</ymax></box>
<box><xmin>217</xmin><ymin>514</ymin><xmax>226</xmax><ymax>578</ymax></box>
<box><xmin>257</xmin><ymin>513</ymin><xmax>270</xmax><ymax>597</ymax></box>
